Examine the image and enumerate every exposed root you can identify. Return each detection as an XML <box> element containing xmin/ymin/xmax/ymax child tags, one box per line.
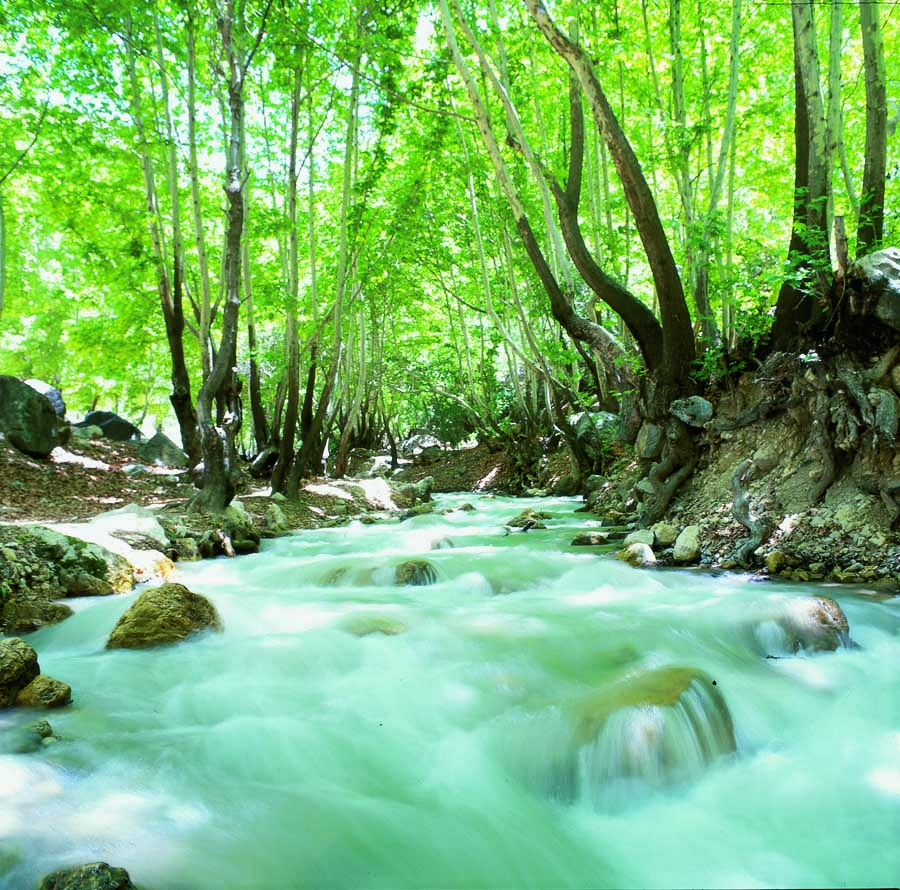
<box><xmin>638</xmin><ymin>419</ymin><xmax>698</xmax><ymax>526</ymax></box>
<box><xmin>730</xmin><ymin>458</ymin><xmax>770</xmax><ymax>567</ymax></box>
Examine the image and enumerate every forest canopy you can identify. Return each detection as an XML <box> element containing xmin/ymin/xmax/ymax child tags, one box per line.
<box><xmin>0</xmin><ymin>0</ymin><xmax>897</xmax><ymax>508</ymax></box>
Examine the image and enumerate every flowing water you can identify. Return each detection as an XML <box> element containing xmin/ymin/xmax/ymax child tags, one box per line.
<box><xmin>2</xmin><ymin>494</ymin><xmax>899</xmax><ymax>889</ymax></box>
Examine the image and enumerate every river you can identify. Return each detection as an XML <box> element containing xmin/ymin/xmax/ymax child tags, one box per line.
<box><xmin>1</xmin><ymin>494</ymin><xmax>898</xmax><ymax>888</ymax></box>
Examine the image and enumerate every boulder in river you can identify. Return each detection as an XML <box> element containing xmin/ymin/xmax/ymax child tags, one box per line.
<box><xmin>20</xmin><ymin>525</ymin><xmax>134</xmax><ymax>596</ymax></box>
<box><xmin>106</xmin><ymin>582</ymin><xmax>222</xmax><ymax>649</ymax></box>
<box><xmin>507</xmin><ymin>508</ymin><xmax>551</xmax><ymax>530</ymax></box>
<box><xmin>15</xmin><ymin>674</ymin><xmax>72</xmax><ymax>708</ymax></box>
<box><xmin>38</xmin><ymin>862</ymin><xmax>137</xmax><ymax>890</ymax></box>
<box><xmin>0</xmin><ymin>375</ymin><xmax>60</xmax><ymax>457</ymax></box>
<box><xmin>617</xmin><ymin>542</ymin><xmax>656</xmax><ymax>567</ymax></box>
<box><xmin>570</xmin><ymin>532</ymin><xmax>610</xmax><ymax>546</ymax></box>
<box><xmin>343</xmin><ymin>614</ymin><xmax>406</xmax><ymax>637</ymax></box>
<box><xmin>0</xmin><ymin>637</ymin><xmax>40</xmax><ymax>708</ymax></box>
<box><xmin>757</xmin><ymin>595</ymin><xmax>851</xmax><ymax>655</ymax></box>
<box><xmin>394</xmin><ymin>560</ymin><xmax>437</xmax><ymax>586</ymax></box>
<box><xmin>571</xmin><ymin>666</ymin><xmax>736</xmax><ymax>801</ymax></box>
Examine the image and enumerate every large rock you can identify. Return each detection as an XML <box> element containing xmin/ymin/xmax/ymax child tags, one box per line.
<box><xmin>849</xmin><ymin>247</ymin><xmax>900</xmax><ymax>330</ymax></box>
<box><xmin>106</xmin><ymin>582</ymin><xmax>222</xmax><ymax>649</ymax></box>
<box><xmin>572</xmin><ymin>412</ymin><xmax>619</xmax><ymax>463</ymax></box>
<box><xmin>74</xmin><ymin>411</ymin><xmax>141</xmax><ymax>442</ymax></box>
<box><xmin>623</xmin><ymin>529</ymin><xmax>654</xmax><ymax>547</ymax></box>
<box><xmin>38</xmin><ymin>862</ymin><xmax>137</xmax><ymax>890</ymax></box>
<box><xmin>669</xmin><ymin>396</ymin><xmax>713</xmax><ymax>428</ymax></box>
<box><xmin>507</xmin><ymin>508</ymin><xmax>551</xmax><ymax>530</ymax></box>
<box><xmin>775</xmin><ymin>595</ymin><xmax>851</xmax><ymax>654</ymax></box>
<box><xmin>24</xmin><ymin>379</ymin><xmax>66</xmax><ymax>417</ymax></box>
<box><xmin>15</xmin><ymin>674</ymin><xmax>72</xmax><ymax>708</ymax></box>
<box><xmin>673</xmin><ymin>525</ymin><xmax>702</xmax><ymax>564</ymax></box>
<box><xmin>635</xmin><ymin>421</ymin><xmax>664</xmax><ymax>460</ymax></box>
<box><xmin>0</xmin><ymin>637</ymin><xmax>40</xmax><ymax>708</ymax></box>
<box><xmin>572</xmin><ymin>667</ymin><xmax>736</xmax><ymax>792</ymax></box>
<box><xmin>617</xmin><ymin>542</ymin><xmax>656</xmax><ymax>567</ymax></box>
<box><xmin>222</xmin><ymin>502</ymin><xmax>261</xmax><ymax>555</ymax></box>
<box><xmin>137</xmin><ymin>431</ymin><xmax>188</xmax><ymax>468</ymax></box>
<box><xmin>394</xmin><ymin>560</ymin><xmax>437</xmax><ymax>586</ymax></box>
<box><xmin>0</xmin><ymin>375</ymin><xmax>59</xmax><ymax>457</ymax></box>
<box><xmin>20</xmin><ymin>525</ymin><xmax>133</xmax><ymax>596</ymax></box>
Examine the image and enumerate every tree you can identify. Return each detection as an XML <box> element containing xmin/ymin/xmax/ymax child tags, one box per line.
<box><xmin>191</xmin><ymin>0</ymin><xmax>273</xmax><ymax>512</ymax></box>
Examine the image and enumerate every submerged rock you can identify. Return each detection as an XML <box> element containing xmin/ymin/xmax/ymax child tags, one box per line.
<box><xmin>106</xmin><ymin>582</ymin><xmax>222</xmax><ymax>649</ymax></box>
<box><xmin>38</xmin><ymin>862</ymin><xmax>137</xmax><ymax>890</ymax></box>
<box><xmin>757</xmin><ymin>595</ymin><xmax>852</xmax><ymax>655</ymax></box>
<box><xmin>571</xmin><ymin>667</ymin><xmax>735</xmax><ymax>802</ymax></box>
<box><xmin>394</xmin><ymin>560</ymin><xmax>437</xmax><ymax>586</ymax></box>
<box><xmin>343</xmin><ymin>615</ymin><xmax>406</xmax><ymax>637</ymax></box>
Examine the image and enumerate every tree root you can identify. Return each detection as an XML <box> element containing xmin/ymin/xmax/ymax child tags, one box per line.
<box><xmin>637</xmin><ymin>419</ymin><xmax>698</xmax><ymax>526</ymax></box>
<box><xmin>730</xmin><ymin>458</ymin><xmax>771</xmax><ymax>567</ymax></box>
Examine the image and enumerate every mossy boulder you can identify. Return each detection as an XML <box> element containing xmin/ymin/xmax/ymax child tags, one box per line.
<box><xmin>617</xmin><ymin>542</ymin><xmax>657</xmax><ymax>567</ymax></box>
<box><xmin>106</xmin><ymin>583</ymin><xmax>222</xmax><ymax>650</ymax></box>
<box><xmin>394</xmin><ymin>560</ymin><xmax>437</xmax><ymax>586</ymax></box>
<box><xmin>571</xmin><ymin>666</ymin><xmax>736</xmax><ymax>787</ymax></box>
<box><xmin>20</xmin><ymin>525</ymin><xmax>133</xmax><ymax>595</ymax></box>
<box><xmin>15</xmin><ymin>674</ymin><xmax>72</xmax><ymax>708</ymax></box>
<box><xmin>507</xmin><ymin>508</ymin><xmax>551</xmax><ymax>530</ymax></box>
<box><xmin>38</xmin><ymin>862</ymin><xmax>137</xmax><ymax>890</ymax></box>
<box><xmin>0</xmin><ymin>374</ymin><xmax>59</xmax><ymax>457</ymax></box>
<box><xmin>0</xmin><ymin>637</ymin><xmax>40</xmax><ymax>708</ymax></box>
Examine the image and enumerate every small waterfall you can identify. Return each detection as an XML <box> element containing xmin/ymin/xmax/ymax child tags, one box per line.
<box><xmin>572</xmin><ymin>667</ymin><xmax>736</xmax><ymax>808</ymax></box>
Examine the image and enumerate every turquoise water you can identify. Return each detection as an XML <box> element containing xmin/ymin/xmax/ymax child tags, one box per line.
<box><xmin>1</xmin><ymin>494</ymin><xmax>898</xmax><ymax>888</ymax></box>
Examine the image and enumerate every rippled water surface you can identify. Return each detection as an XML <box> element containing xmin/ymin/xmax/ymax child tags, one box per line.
<box><xmin>2</xmin><ymin>494</ymin><xmax>898</xmax><ymax>888</ymax></box>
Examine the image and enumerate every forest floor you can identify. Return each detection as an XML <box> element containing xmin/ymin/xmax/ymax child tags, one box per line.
<box><xmin>0</xmin><ymin>434</ymin><xmax>524</xmax><ymax>527</ymax></box>
<box><xmin>1</xmin><ymin>420</ymin><xmax>898</xmax><ymax>592</ymax></box>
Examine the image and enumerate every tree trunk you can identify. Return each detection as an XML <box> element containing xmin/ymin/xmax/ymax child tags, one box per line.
<box><xmin>125</xmin><ymin>15</ymin><xmax>200</xmax><ymax>465</ymax></box>
<box><xmin>857</xmin><ymin>0</ymin><xmax>887</xmax><ymax>256</ymax></box>
<box><xmin>525</xmin><ymin>0</ymin><xmax>695</xmax><ymax>398</ymax></box>
<box><xmin>192</xmin><ymin>0</ymin><xmax>264</xmax><ymax>512</ymax></box>
<box><xmin>770</xmin><ymin>16</ymin><xmax>832</xmax><ymax>353</ymax></box>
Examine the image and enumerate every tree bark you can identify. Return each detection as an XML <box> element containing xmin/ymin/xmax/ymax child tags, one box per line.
<box><xmin>857</xmin><ymin>0</ymin><xmax>887</xmax><ymax>256</ymax></box>
<box><xmin>524</xmin><ymin>0</ymin><xmax>695</xmax><ymax>398</ymax></box>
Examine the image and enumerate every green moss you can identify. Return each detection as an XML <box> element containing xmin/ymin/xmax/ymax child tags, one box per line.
<box><xmin>574</xmin><ymin>666</ymin><xmax>716</xmax><ymax>745</ymax></box>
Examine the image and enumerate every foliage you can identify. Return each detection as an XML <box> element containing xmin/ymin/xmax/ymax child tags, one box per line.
<box><xmin>0</xmin><ymin>0</ymin><xmax>895</xmax><ymax>451</ymax></box>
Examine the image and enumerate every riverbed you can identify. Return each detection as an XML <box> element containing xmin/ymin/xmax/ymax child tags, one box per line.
<box><xmin>2</xmin><ymin>494</ymin><xmax>898</xmax><ymax>888</ymax></box>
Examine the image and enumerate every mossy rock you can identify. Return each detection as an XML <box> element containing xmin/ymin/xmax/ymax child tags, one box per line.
<box><xmin>38</xmin><ymin>862</ymin><xmax>136</xmax><ymax>890</ymax></box>
<box><xmin>20</xmin><ymin>526</ymin><xmax>133</xmax><ymax>593</ymax></box>
<box><xmin>394</xmin><ymin>560</ymin><xmax>437</xmax><ymax>586</ymax></box>
<box><xmin>15</xmin><ymin>674</ymin><xmax>71</xmax><ymax>708</ymax></box>
<box><xmin>343</xmin><ymin>615</ymin><xmax>406</xmax><ymax>637</ymax></box>
<box><xmin>1</xmin><ymin>600</ymin><xmax>73</xmax><ymax>635</ymax></box>
<box><xmin>0</xmin><ymin>637</ymin><xmax>40</xmax><ymax>708</ymax></box>
<box><xmin>573</xmin><ymin>666</ymin><xmax>735</xmax><ymax>751</ymax></box>
<box><xmin>508</xmin><ymin>508</ymin><xmax>552</xmax><ymax>528</ymax></box>
<box><xmin>106</xmin><ymin>583</ymin><xmax>222</xmax><ymax>650</ymax></box>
